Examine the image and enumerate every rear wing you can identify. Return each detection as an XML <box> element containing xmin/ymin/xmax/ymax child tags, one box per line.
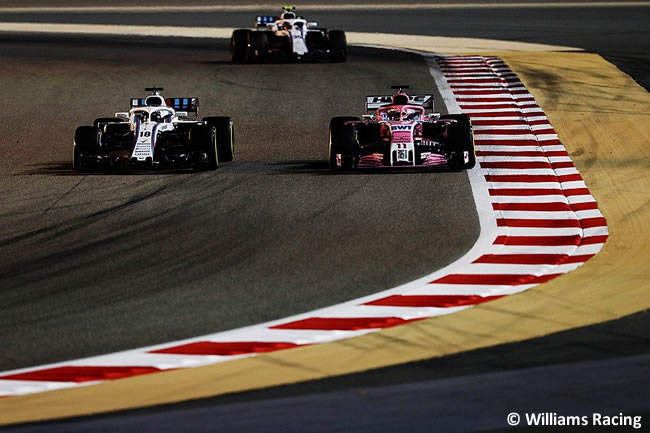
<box><xmin>365</xmin><ymin>95</ymin><xmax>434</xmax><ymax>111</ymax></box>
<box><xmin>165</xmin><ymin>97</ymin><xmax>199</xmax><ymax>113</ymax></box>
<box><xmin>129</xmin><ymin>97</ymin><xmax>199</xmax><ymax>113</ymax></box>
<box><xmin>257</xmin><ymin>16</ymin><xmax>279</xmax><ymax>27</ymax></box>
<box><xmin>130</xmin><ymin>98</ymin><xmax>149</xmax><ymax>108</ymax></box>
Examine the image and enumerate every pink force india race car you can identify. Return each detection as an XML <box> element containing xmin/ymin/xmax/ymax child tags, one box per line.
<box><xmin>328</xmin><ymin>86</ymin><xmax>476</xmax><ymax>170</ymax></box>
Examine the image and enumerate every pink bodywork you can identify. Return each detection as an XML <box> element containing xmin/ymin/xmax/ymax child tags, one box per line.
<box><xmin>376</xmin><ymin>104</ymin><xmax>430</xmax><ymax>139</ymax></box>
<box><xmin>348</xmin><ymin>103</ymin><xmax>453</xmax><ymax>167</ymax></box>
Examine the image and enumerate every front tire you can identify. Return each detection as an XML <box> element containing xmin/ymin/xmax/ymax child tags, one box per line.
<box><xmin>329</xmin><ymin>116</ymin><xmax>358</xmax><ymax>170</ymax></box>
<box><xmin>73</xmin><ymin>126</ymin><xmax>99</xmax><ymax>171</ymax></box>
<box><xmin>203</xmin><ymin>116</ymin><xmax>234</xmax><ymax>162</ymax></box>
<box><xmin>194</xmin><ymin>125</ymin><xmax>219</xmax><ymax>170</ymax></box>
<box><xmin>440</xmin><ymin>114</ymin><xmax>476</xmax><ymax>169</ymax></box>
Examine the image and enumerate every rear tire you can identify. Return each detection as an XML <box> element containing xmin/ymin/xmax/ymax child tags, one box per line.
<box><xmin>73</xmin><ymin>126</ymin><xmax>99</xmax><ymax>171</ymax></box>
<box><xmin>440</xmin><ymin>114</ymin><xmax>476</xmax><ymax>169</ymax></box>
<box><xmin>231</xmin><ymin>29</ymin><xmax>251</xmax><ymax>63</ymax></box>
<box><xmin>329</xmin><ymin>116</ymin><xmax>358</xmax><ymax>170</ymax></box>
<box><xmin>203</xmin><ymin>116</ymin><xmax>234</xmax><ymax>162</ymax></box>
<box><xmin>327</xmin><ymin>30</ymin><xmax>347</xmax><ymax>63</ymax></box>
<box><xmin>249</xmin><ymin>31</ymin><xmax>267</xmax><ymax>61</ymax></box>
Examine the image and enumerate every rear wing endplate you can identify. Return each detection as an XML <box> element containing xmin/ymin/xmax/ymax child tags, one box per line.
<box><xmin>365</xmin><ymin>95</ymin><xmax>433</xmax><ymax>111</ymax></box>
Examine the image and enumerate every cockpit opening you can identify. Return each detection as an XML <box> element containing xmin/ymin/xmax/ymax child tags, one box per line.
<box><xmin>145</xmin><ymin>96</ymin><xmax>164</xmax><ymax>107</ymax></box>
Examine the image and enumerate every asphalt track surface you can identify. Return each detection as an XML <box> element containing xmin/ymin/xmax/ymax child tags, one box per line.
<box><xmin>0</xmin><ymin>2</ymin><xmax>649</xmax><ymax>431</ymax></box>
<box><xmin>0</xmin><ymin>36</ymin><xmax>481</xmax><ymax>372</ymax></box>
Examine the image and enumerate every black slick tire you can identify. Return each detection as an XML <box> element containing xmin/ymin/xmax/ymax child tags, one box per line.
<box><xmin>231</xmin><ymin>29</ymin><xmax>251</xmax><ymax>63</ymax></box>
<box><xmin>329</xmin><ymin>116</ymin><xmax>358</xmax><ymax>170</ymax></box>
<box><xmin>194</xmin><ymin>125</ymin><xmax>219</xmax><ymax>170</ymax></box>
<box><xmin>203</xmin><ymin>116</ymin><xmax>234</xmax><ymax>162</ymax></box>
<box><xmin>73</xmin><ymin>126</ymin><xmax>99</xmax><ymax>172</ymax></box>
<box><xmin>440</xmin><ymin>114</ymin><xmax>476</xmax><ymax>170</ymax></box>
<box><xmin>327</xmin><ymin>30</ymin><xmax>347</xmax><ymax>63</ymax></box>
<box><xmin>249</xmin><ymin>31</ymin><xmax>267</xmax><ymax>61</ymax></box>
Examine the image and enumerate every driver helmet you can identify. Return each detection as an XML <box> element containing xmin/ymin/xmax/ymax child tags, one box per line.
<box><xmin>280</xmin><ymin>22</ymin><xmax>292</xmax><ymax>30</ymax></box>
<box><xmin>392</xmin><ymin>93</ymin><xmax>409</xmax><ymax>105</ymax></box>
<box><xmin>134</xmin><ymin>111</ymin><xmax>148</xmax><ymax>123</ymax></box>
<box><xmin>150</xmin><ymin>111</ymin><xmax>162</xmax><ymax>123</ymax></box>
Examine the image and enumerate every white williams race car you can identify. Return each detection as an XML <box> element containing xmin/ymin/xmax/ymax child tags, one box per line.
<box><xmin>73</xmin><ymin>88</ymin><xmax>234</xmax><ymax>171</ymax></box>
<box><xmin>231</xmin><ymin>6</ymin><xmax>347</xmax><ymax>63</ymax></box>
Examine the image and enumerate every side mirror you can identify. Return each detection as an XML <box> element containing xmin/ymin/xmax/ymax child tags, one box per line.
<box><xmin>176</xmin><ymin>111</ymin><xmax>189</xmax><ymax>118</ymax></box>
<box><xmin>115</xmin><ymin>112</ymin><xmax>129</xmax><ymax>119</ymax></box>
<box><xmin>307</xmin><ymin>22</ymin><xmax>318</xmax><ymax>28</ymax></box>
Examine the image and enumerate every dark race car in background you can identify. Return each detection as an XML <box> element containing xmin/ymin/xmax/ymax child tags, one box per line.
<box><xmin>231</xmin><ymin>6</ymin><xmax>347</xmax><ymax>63</ymax></box>
<box><xmin>329</xmin><ymin>86</ymin><xmax>476</xmax><ymax>171</ymax></box>
<box><xmin>73</xmin><ymin>88</ymin><xmax>234</xmax><ymax>171</ymax></box>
